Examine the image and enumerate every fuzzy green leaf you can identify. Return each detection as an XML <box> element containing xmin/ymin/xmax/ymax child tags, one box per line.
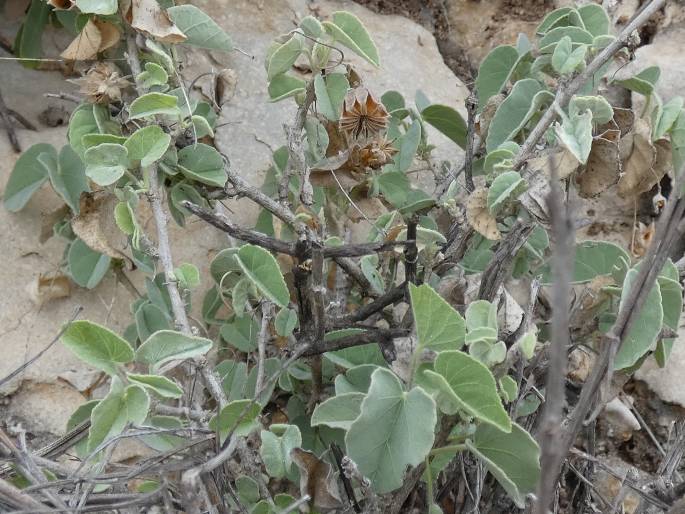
<box><xmin>61</xmin><ymin>320</ymin><xmax>134</xmax><ymax>375</ymax></box>
<box><xmin>409</xmin><ymin>283</ymin><xmax>466</xmax><ymax>352</ymax></box>
<box><xmin>136</xmin><ymin>330</ymin><xmax>213</xmax><ymax>372</ymax></box>
<box><xmin>3</xmin><ymin>143</ymin><xmax>53</xmax><ymax>211</ymax></box>
<box><xmin>220</xmin><ymin>315</ymin><xmax>259</xmax><ymax>352</ymax></box>
<box><xmin>311</xmin><ymin>392</ymin><xmax>365</xmax><ymax>430</ymax></box>
<box><xmin>127</xmin><ymin>373</ymin><xmax>183</xmax><ymax>398</ymax></box>
<box><xmin>323</xmin><ymin>11</ymin><xmax>379</xmax><ymax>67</ymax></box>
<box><xmin>177</xmin><ymin>143</ymin><xmax>227</xmax><ymax>187</ymax></box>
<box><xmin>167</xmin><ymin>5</ymin><xmax>233</xmax><ymax>51</ymax></box>
<box><xmin>129</xmin><ymin>93</ymin><xmax>180</xmax><ymax>119</ymax></box>
<box><xmin>125</xmin><ymin>126</ymin><xmax>171</xmax><ymax>167</ymax></box>
<box><xmin>475</xmin><ymin>45</ymin><xmax>519</xmax><ymax>108</ymax></box>
<box><xmin>466</xmin><ymin>423</ymin><xmax>541</xmax><ymax>508</ymax></box>
<box><xmin>487</xmin><ymin>171</ymin><xmax>527</xmax><ymax>214</ymax></box>
<box><xmin>209</xmin><ymin>400</ymin><xmax>262</xmax><ymax>443</ymax></box>
<box><xmin>313</xmin><ymin>72</ymin><xmax>349</xmax><ymax>121</ymax></box>
<box><xmin>268</xmin><ymin>74</ymin><xmax>306</xmax><ymax>102</ymax></box>
<box><xmin>84</xmin><ymin>143</ymin><xmax>128</xmax><ymax>186</ymax></box>
<box><xmin>421</xmin><ymin>104</ymin><xmax>467</xmax><ymax>149</ymax></box>
<box><xmin>486</xmin><ymin>78</ymin><xmax>543</xmax><ymax>152</ymax></box>
<box><xmin>267</xmin><ymin>33</ymin><xmax>304</xmax><ymax>80</ymax></box>
<box><xmin>236</xmin><ymin>244</ymin><xmax>290</xmax><ymax>308</ymax></box>
<box><xmin>67</xmin><ymin>239</ymin><xmax>111</xmax><ymax>289</ymax></box>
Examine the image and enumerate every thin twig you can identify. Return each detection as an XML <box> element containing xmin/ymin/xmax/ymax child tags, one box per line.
<box><xmin>0</xmin><ymin>87</ymin><xmax>21</xmax><ymax>152</ymax></box>
<box><xmin>463</xmin><ymin>91</ymin><xmax>478</xmax><ymax>192</ymax></box>
<box><xmin>534</xmin><ymin>158</ymin><xmax>574</xmax><ymax>514</ymax></box>
<box><xmin>255</xmin><ymin>302</ymin><xmax>273</xmax><ymax>395</ymax></box>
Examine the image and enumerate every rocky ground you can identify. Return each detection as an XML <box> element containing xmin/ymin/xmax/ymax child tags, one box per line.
<box><xmin>1</xmin><ymin>0</ymin><xmax>685</xmax><ymax>511</ymax></box>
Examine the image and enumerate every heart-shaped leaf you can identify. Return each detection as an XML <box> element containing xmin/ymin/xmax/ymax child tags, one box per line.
<box><xmin>61</xmin><ymin>320</ymin><xmax>134</xmax><ymax>376</ymax></box>
<box><xmin>236</xmin><ymin>244</ymin><xmax>290</xmax><ymax>308</ymax></box>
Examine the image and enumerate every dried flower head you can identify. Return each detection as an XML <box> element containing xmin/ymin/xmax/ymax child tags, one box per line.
<box><xmin>358</xmin><ymin>136</ymin><xmax>398</xmax><ymax>169</ymax></box>
<box><xmin>339</xmin><ymin>87</ymin><xmax>389</xmax><ymax>140</ymax></box>
<box><xmin>69</xmin><ymin>62</ymin><xmax>130</xmax><ymax>104</ymax></box>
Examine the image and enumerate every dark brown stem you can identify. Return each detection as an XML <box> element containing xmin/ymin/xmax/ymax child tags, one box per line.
<box><xmin>478</xmin><ymin>221</ymin><xmax>534</xmax><ymax>301</ymax></box>
<box><xmin>299</xmin><ymin>328</ymin><xmax>409</xmax><ymax>357</ymax></box>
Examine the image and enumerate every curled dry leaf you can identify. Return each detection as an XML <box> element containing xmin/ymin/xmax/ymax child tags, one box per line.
<box><xmin>215</xmin><ymin>69</ymin><xmax>238</xmax><ymax>106</ymax></box>
<box><xmin>47</xmin><ymin>0</ymin><xmax>72</xmax><ymax>9</ymax></box>
<box><xmin>576</xmin><ymin>133</ymin><xmax>621</xmax><ymax>198</ymax></box>
<box><xmin>61</xmin><ymin>19</ymin><xmax>102</xmax><ymax>61</ymax></box>
<box><xmin>94</xmin><ymin>20</ymin><xmax>121</xmax><ymax>52</ymax></box>
<box><xmin>466</xmin><ymin>187</ymin><xmax>501</xmax><ymax>241</ymax></box>
<box><xmin>340</xmin><ymin>87</ymin><xmax>389</xmax><ymax>140</ymax></box>
<box><xmin>71</xmin><ymin>191</ymin><xmax>130</xmax><ymax>261</ymax></box>
<box><xmin>527</xmin><ymin>147</ymin><xmax>579</xmax><ymax>180</ymax></box>
<box><xmin>617</xmin><ymin>118</ymin><xmax>658</xmax><ymax>199</ymax></box>
<box><xmin>291</xmin><ymin>448</ymin><xmax>343</xmax><ymax>512</ymax></box>
<box><xmin>130</xmin><ymin>0</ymin><xmax>187</xmax><ymax>44</ymax></box>
<box><xmin>519</xmin><ymin>171</ymin><xmax>551</xmax><ymax>227</ymax></box>
<box><xmin>69</xmin><ymin>62</ymin><xmax>131</xmax><ymax>104</ymax></box>
<box><xmin>26</xmin><ymin>274</ymin><xmax>71</xmax><ymax>306</ymax></box>
<box><xmin>630</xmin><ymin>221</ymin><xmax>655</xmax><ymax>257</ymax></box>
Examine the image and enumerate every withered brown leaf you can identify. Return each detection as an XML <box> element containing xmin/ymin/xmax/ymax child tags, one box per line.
<box><xmin>466</xmin><ymin>187</ymin><xmax>501</xmax><ymax>241</ymax></box>
<box><xmin>618</xmin><ymin>118</ymin><xmax>659</xmax><ymax>199</ymax></box>
<box><xmin>61</xmin><ymin>19</ymin><xmax>101</xmax><ymax>61</ymax></box>
<box><xmin>71</xmin><ymin>192</ymin><xmax>130</xmax><ymax>261</ymax></box>
<box><xmin>69</xmin><ymin>62</ymin><xmax>130</xmax><ymax>104</ymax></box>
<box><xmin>130</xmin><ymin>0</ymin><xmax>187</xmax><ymax>44</ymax></box>
<box><xmin>576</xmin><ymin>133</ymin><xmax>621</xmax><ymax>198</ymax></box>
<box><xmin>26</xmin><ymin>274</ymin><xmax>71</xmax><ymax>306</ymax></box>
<box><xmin>290</xmin><ymin>448</ymin><xmax>343</xmax><ymax>512</ymax></box>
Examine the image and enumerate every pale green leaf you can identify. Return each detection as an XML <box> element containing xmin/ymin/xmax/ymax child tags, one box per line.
<box><xmin>466</xmin><ymin>423</ymin><xmax>540</xmax><ymax>508</ymax></box>
<box><xmin>167</xmin><ymin>5</ymin><xmax>233</xmax><ymax>51</ymax></box>
<box><xmin>61</xmin><ymin>320</ymin><xmax>133</xmax><ymax>376</ymax></box>
<box><xmin>177</xmin><ymin>143</ymin><xmax>226</xmax><ymax>187</ymax></box>
<box><xmin>137</xmin><ymin>62</ymin><xmax>168</xmax><ymax>89</ymax></box>
<box><xmin>577</xmin><ymin>4</ymin><xmax>610</xmax><ymax>36</ymax></box>
<box><xmin>39</xmin><ymin>145</ymin><xmax>89</xmax><ymax>213</ymax></box>
<box><xmin>551</xmin><ymin>36</ymin><xmax>587</xmax><ymax>75</ymax></box>
<box><xmin>175</xmin><ymin>262</ymin><xmax>200</xmax><ymax>288</ymax></box>
<box><xmin>220</xmin><ymin>315</ymin><xmax>259</xmax><ymax>352</ymax></box>
<box><xmin>299</xmin><ymin>15</ymin><xmax>322</xmax><ymax>38</ymax></box>
<box><xmin>136</xmin><ymin>330</ymin><xmax>213</xmax><ymax>371</ymax></box>
<box><xmin>542</xmin><ymin>240</ymin><xmax>630</xmax><ymax>284</ymax></box>
<box><xmin>209</xmin><ymin>400</ymin><xmax>262</xmax><ymax>443</ymax></box>
<box><xmin>377</xmin><ymin>171</ymin><xmax>409</xmax><ymax>206</ymax></box>
<box><xmin>3</xmin><ymin>143</ymin><xmax>53</xmax><ymax>211</ymax></box>
<box><xmin>275</xmin><ymin>308</ymin><xmax>298</xmax><ymax>337</ymax></box>
<box><xmin>539</xmin><ymin>26</ymin><xmax>593</xmax><ymax>52</ymax></box>
<box><xmin>324</xmin><ymin>330</ymin><xmax>387</xmax><ymax>369</ymax></box>
<box><xmin>128</xmin><ymin>92</ymin><xmax>180</xmax><ymax>119</ymax></box>
<box><xmin>346</xmin><ymin>368</ymin><xmax>436</xmax><ymax>493</ymax></box>
<box><xmin>487</xmin><ymin>171</ymin><xmax>527</xmax><ymax>214</ymax></box>
<box><xmin>114</xmin><ymin>201</ymin><xmax>136</xmax><ymax>236</ymax></box>
<box><xmin>655</xmin><ymin>276</ymin><xmax>683</xmax><ymax>366</ymax></box>
<box><xmin>313</xmin><ymin>72</ymin><xmax>349</xmax><ymax>121</ymax></box>
<box><xmin>517</xmin><ymin>331</ymin><xmax>537</xmax><ymax>360</ymax></box>
<box><xmin>654</xmin><ymin>96</ymin><xmax>684</xmax><ymax>141</ymax></box>
<box><xmin>236</xmin><ymin>244</ymin><xmax>290</xmax><ymax>308</ymax></box>
<box><xmin>74</xmin><ymin>0</ymin><xmax>116</xmax><ymax>15</ymax></box>
<box><xmin>570</xmin><ymin>95</ymin><xmax>614</xmax><ymax>124</ymax></box>
<box><xmin>190</xmin><ymin>115</ymin><xmax>214</xmax><ymax>138</ymax></box>
<box><xmin>431</xmin><ymin>350</ymin><xmax>511</xmax><ymax>432</ymax></box>
<box><xmin>267</xmin><ymin>33</ymin><xmax>304</xmax><ymax>80</ymax></box>
<box><xmin>126</xmin><ymin>373</ymin><xmax>183</xmax><ymax>398</ymax></box>
<box><xmin>476</xmin><ymin>45</ymin><xmax>519</xmax><ymax>108</ymax></box>
<box><xmin>68</xmin><ymin>104</ymin><xmax>99</xmax><ymax>159</ymax></box>
<box><xmin>268</xmin><ymin>74</ymin><xmax>306</xmax><ymax>102</ymax></box>
<box><xmin>421</xmin><ymin>104</ymin><xmax>467</xmax><ymax>149</ymax></box>
<box><xmin>323</xmin><ymin>11</ymin><xmax>379</xmax><ymax>67</ymax></box>
<box><xmin>67</xmin><ymin>239</ymin><xmax>111</xmax><ymax>289</ymax></box>
<box><xmin>311</xmin><ymin>392</ymin><xmax>365</xmax><ymax>430</ymax></box>
<box><xmin>499</xmin><ymin>375</ymin><xmax>518</xmax><ymax>403</ymax></box>
<box><xmin>555</xmin><ymin>107</ymin><xmax>593</xmax><ymax>164</ymax></box>
<box><xmin>260</xmin><ymin>424</ymin><xmax>301</xmax><ymax>478</ymax></box>
<box><xmin>614</xmin><ymin>268</ymin><xmax>663</xmax><ymax>369</ymax></box>
<box><xmin>466</xmin><ymin>300</ymin><xmax>498</xmax><ymax>332</ymax></box>
<box><xmin>486</xmin><ymin>78</ymin><xmax>543</xmax><ymax>152</ymax></box>
<box><xmin>615</xmin><ymin>66</ymin><xmax>660</xmax><ymax>96</ymax></box>
<box><xmin>134</xmin><ymin>302</ymin><xmax>170</xmax><ymax>342</ymax></box>
<box><xmin>409</xmin><ymin>283</ymin><xmax>466</xmax><ymax>352</ymax></box>
<box><xmin>124</xmin><ymin>126</ymin><xmax>171</xmax><ymax>167</ymax></box>
<box><xmin>395</xmin><ymin>119</ymin><xmax>421</xmax><ymax>172</ymax></box>
<box><xmin>536</xmin><ymin>7</ymin><xmax>573</xmax><ymax>35</ymax></box>
<box><xmin>84</xmin><ymin>143</ymin><xmax>128</xmax><ymax>186</ymax></box>
<box><xmin>334</xmin><ymin>364</ymin><xmax>378</xmax><ymax>394</ymax></box>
